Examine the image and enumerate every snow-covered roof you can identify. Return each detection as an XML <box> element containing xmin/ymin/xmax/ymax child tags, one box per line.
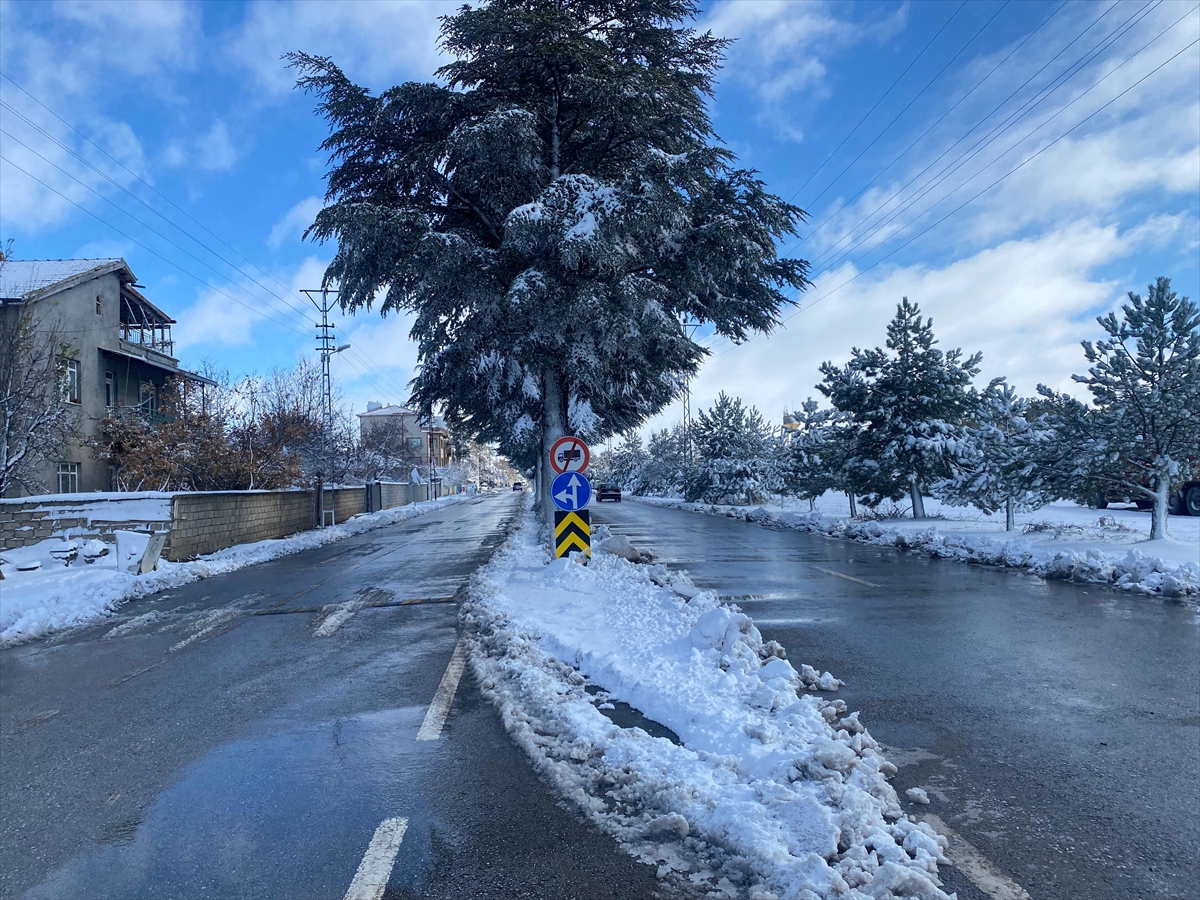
<box><xmin>0</xmin><ymin>258</ymin><xmax>134</xmax><ymax>301</ymax></box>
<box><xmin>358</xmin><ymin>404</ymin><xmax>417</xmax><ymax>418</ymax></box>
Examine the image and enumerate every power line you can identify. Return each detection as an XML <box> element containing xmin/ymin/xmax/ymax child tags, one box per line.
<box><xmin>801</xmin><ymin>0</ymin><xmax>1014</xmax><ymax>213</ymax></box>
<box><xmin>708</xmin><ymin>31</ymin><xmax>1199</xmax><ymax>359</ymax></box>
<box><xmin>791</xmin><ymin>0</ymin><xmax>1071</xmax><ymax>254</ymax></box>
<box><xmin>784</xmin><ymin>1</ymin><xmax>969</xmax><ymax>205</ymax></box>
<box><xmin>804</xmin><ymin>0</ymin><xmax>1163</xmax><ymax>272</ymax></box>
<box><xmin>1</xmin><ymin>127</ymin><xmax>315</xmax><ymax>334</ymax></box>
<box><xmin>1</xmin><ymin>73</ymin><xmax>419</xmax><ymax>406</ymax></box>
<box><xmin>0</xmin><ymin>153</ymin><xmax>313</xmax><ymax>338</ymax></box>
<box><xmin>804</xmin><ymin>0</ymin><xmax>1185</xmax><ymax>276</ymax></box>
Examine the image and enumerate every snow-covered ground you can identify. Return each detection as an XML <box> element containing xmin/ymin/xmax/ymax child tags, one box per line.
<box><xmin>0</xmin><ymin>494</ymin><xmax>474</xmax><ymax>647</ymax></box>
<box><xmin>635</xmin><ymin>494</ymin><xmax>1200</xmax><ymax>599</ymax></box>
<box><xmin>464</xmin><ymin>500</ymin><xmax>952</xmax><ymax>899</ymax></box>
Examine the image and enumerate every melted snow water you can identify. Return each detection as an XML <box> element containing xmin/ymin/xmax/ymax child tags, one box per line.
<box><xmin>25</xmin><ymin>706</ymin><xmax>439</xmax><ymax>900</ymax></box>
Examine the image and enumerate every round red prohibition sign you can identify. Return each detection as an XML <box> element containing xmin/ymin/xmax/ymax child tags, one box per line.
<box><xmin>549</xmin><ymin>436</ymin><xmax>590</xmax><ymax>474</ymax></box>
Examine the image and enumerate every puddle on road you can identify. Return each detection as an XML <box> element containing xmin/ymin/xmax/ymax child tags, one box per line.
<box><xmin>26</xmin><ymin>707</ymin><xmax>440</xmax><ymax>900</ymax></box>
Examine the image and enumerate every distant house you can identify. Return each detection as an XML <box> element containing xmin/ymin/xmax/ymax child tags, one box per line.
<box><xmin>357</xmin><ymin>402</ymin><xmax>451</xmax><ymax>471</ymax></box>
<box><xmin>0</xmin><ymin>258</ymin><xmax>214</xmax><ymax>495</ymax></box>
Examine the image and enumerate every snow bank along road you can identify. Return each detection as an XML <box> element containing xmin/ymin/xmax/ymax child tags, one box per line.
<box><xmin>592</xmin><ymin>501</ymin><xmax>1200</xmax><ymax>900</ymax></box>
<box><xmin>0</xmin><ymin>492</ymin><xmax>663</xmax><ymax>900</ymax></box>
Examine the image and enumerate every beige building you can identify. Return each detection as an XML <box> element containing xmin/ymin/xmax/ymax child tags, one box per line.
<box><xmin>0</xmin><ymin>258</ymin><xmax>214</xmax><ymax>496</ymax></box>
<box><xmin>357</xmin><ymin>403</ymin><xmax>451</xmax><ymax>470</ymax></box>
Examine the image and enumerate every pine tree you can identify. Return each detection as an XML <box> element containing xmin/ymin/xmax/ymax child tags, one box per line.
<box><xmin>818</xmin><ymin>298</ymin><xmax>981</xmax><ymax>517</ymax></box>
<box><xmin>933</xmin><ymin>379</ymin><xmax>1054</xmax><ymax>530</ymax></box>
<box><xmin>686</xmin><ymin>392</ymin><xmax>780</xmax><ymax>504</ymax></box>
<box><xmin>290</xmin><ymin>0</ymin><xmax>809</xmax><ymax>520</ymax></box>
<box><xmin>640</xmin><ymin>421</ymin><xmax>692</xmax><ymax>495</ymax></box>
<box><xmin>780</xmin><ymin>399</ymin><xmax>839</xmax><ymax>510</ymax></box>
<box><xmin>1037</xmin><ymin>277</ymin><xmax>1199</xmax><ymax>540</ymax></box>
<box><xmin>608</xmin><ymin>432</ymin><xmax>650</xmax><ymax>490</ymax></box>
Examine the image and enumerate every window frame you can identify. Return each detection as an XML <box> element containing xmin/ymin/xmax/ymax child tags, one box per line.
<box><xmin>57</xmin><ymin>462</ymin><xmax>79</xmax><ymax>494</ymax></box>
<box><xmin>61</xmin><ymin>358</ymin><xmax>81</xmax><ymax>404</ymax></box>
<box><xmin>104</xmin><ymin>371</ymin><xmax>115</xmax><ymax>409</ymax></box>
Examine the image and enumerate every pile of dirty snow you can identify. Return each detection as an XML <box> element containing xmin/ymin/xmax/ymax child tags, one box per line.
<box><xmin>463</xmin><ymin>508</ymin><xmax>951</xmax><ymax>899</ymax></box>
<box><xmin>636</xmin><ymin>496</ymin><xmax>1199</xmax><ymax>599</ymax></box>
<box><xmin>0</xmin><ymin>494</ymin><xmax>474</xmax><ymax>647</ymax></box>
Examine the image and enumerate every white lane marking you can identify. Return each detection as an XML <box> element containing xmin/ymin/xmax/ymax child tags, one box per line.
<box><xmin>923</xmin><ymin>814</ymin><xmax>1032</xmax><ymax>900</ymax></box>
<box><xmin>343</xmin><ymin>817</ymin><xmax>408</xmax><ymax>900</ymax></box>
<box><xmin>416</xmin><ymin>639</ymin><xmax>467</xmax><ymax>741</ymax></box>
<box><xmin>169</xmin><ymin>607</ymin><xmax>245</xmax><ymax>652</ymax></box>
<box><xmin>314</xmin><ymin>599</ymin><xmax>367</xmax><ymax>637</ymax></box>
<box><xmin>812</xmin><ymin>565</ymin><xmax>880</xmax><ymax>588</ymax></box>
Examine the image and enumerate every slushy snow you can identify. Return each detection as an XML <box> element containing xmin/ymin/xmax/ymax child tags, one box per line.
<box><xmin>0</xmin><ymin>494</ymin><xmax>473</xmax><ymax>647</ymax></box>
<box><xmin>463</xmin><ymin>501</ymin><xmax>951</xmax><ymax>899</ymax></box>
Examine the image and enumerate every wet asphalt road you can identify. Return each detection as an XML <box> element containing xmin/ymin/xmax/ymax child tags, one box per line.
<box><xmin>592</xmin><ymin>500</ymin><xmax>1200</xmax><ymax>900</ymax></box>
<box><xmin>0</xmin><ymin>493</ymin><xmax>661</xmax><ymax>900</ymax></box>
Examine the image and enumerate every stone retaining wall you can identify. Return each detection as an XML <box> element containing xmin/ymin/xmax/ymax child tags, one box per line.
<box><xmin>168</xmin><ymin>490</ymin><xmax>315</xmax><ymax>560</ymax></box>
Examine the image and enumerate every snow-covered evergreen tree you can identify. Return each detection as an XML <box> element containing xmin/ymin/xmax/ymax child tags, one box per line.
<box><xmin>818</xmin><ymin>298</ymin><xmax>981</xmax><ymax>518</ymax></box>
<box><xmin>639</xmin><ymin>422</ymin><xmax>692</xmax><ymax>496</ymax></box>
<box><xmin>607</xmin><ymin>432</ymin><xmax>650</xmax><ymax>490</ymax></box>
<box><xmin>1036</xmin><ymin>277</ymin><xmax>1199</xmax><ymax>540</ymax></box>
<box><xmin>290</xmin><ymin>0</ymin><xmax>809</xmax><ymax>520</ymax></box>
<box><xmin>686</xmin><ymin>393</ymin><xmax>780</xmax><ymax>504</ymax></box>
<box><xmin>933</xmin><ymin>379</ymin><xmax>1054</xmax><ymax>530</ymax></box>
<box><xmin>779</xmin><ymin>399</ymin><xmax>839</xmax><ymax>510</ymax></box>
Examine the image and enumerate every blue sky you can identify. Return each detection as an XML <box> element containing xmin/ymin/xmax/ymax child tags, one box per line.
<box><xmin>2</xmin><ymin>0</ymin><xmax>1197</xmax><ymax>433</ymax></box>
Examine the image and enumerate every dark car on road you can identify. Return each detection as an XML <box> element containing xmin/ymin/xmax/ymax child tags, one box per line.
<box><xmin>512</xmin><ymin>481</ymin><xmax>524</xmax><ymax>491</ymax></box>
<box><xmin>596</xmin><ymin>483</ymin><xmax>622</xmax><ymax>502</ymax></box>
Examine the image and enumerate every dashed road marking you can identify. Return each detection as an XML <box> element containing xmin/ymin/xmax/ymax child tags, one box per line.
<box><xmin>344</xmin><ymin>817</ymin><xmax>408</xmax><ymax>900</ymax></box>
<box><xmin>923</xmin><ymin>814</ymin><xmax>1032</xmax><ymax>900</ymax></box>
<box><xmin>416</xmin><ymin>639</ymin><xmax>467</xmax><ymax>741</ymax></box>
<box><xmin>812</xmin><ymin>566</ymin><xmax>880</xmax><ymax>588</ymax></box>
<box><xmin>314</xmin><ymin>600</ymin><xmax>367</xmax><ymax>637</ymax></box>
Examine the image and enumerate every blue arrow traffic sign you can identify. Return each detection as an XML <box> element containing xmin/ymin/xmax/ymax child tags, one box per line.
<box><xmin>551</xmin><ymin>471</ymin><xmax>592</xmax><ymax>512</ymax></box>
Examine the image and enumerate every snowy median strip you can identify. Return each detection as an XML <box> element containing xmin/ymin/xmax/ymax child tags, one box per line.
<box><xmin>635</xmin><ymin>496</ymin><xmax>1200</xmax><ymax>599</ymax></box>
<box><xmin>0</xmin><ymin>494</ymin><xmax>477</xmax><ymax>647</ymax></box>
<box><xmin>462</xmin><ymin>502</ymin><xmax>951</xmax><ymax>899</ymax></box>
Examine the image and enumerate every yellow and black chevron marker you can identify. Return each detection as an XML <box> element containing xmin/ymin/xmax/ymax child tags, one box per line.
<box><xmin>554</xmin><ymin>510</ymin><xmax>591</xmax><ymax>559</ymax></box>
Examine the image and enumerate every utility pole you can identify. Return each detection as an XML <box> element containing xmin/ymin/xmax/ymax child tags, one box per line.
<box><xmin>301</xmin><ymin>288</ymin><xmax>349</xmax><ymax>479</ymax></box>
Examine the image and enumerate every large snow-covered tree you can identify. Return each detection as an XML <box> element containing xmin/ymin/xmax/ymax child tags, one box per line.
<box><xmin>779</xmin><ymin>399</ymin><xmax>842</xmax><ymax>511</ymax></box>
<box><xmin>1036</xmin><ymin>277</ymin><xmax>1199</xmax><ymax>540</ymax></box>
<box><xmin>933</xmin><ymin>379</ymin><xmax>1055</xmax><ymax>530</ymax></box>
<box><xmin>818</xmin><ymin>298</ymin><xmax>981</xmax><ymax>518</ymax></box>
<box><xmin>685</xmin><ymin>392</ymin><xmax>780</xmax><ymax>504</ymax></box>
<box><xmin>291</xmin><ymin>0</ymin><xmax>809</xmax><ymax>518</ymax></box>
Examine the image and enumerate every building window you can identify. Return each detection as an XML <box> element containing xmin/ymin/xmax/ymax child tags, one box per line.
<box><xmin>107</xmin><ymin>465</ymin><xmax>118</xmax><ymax>491</ymax></box>
<box><xmin>95</xmin><ymin>295</ymin><xmax>103</xmax><ymax>315</ymax></box>
<box><xmin>61</xmin><ymin>358</ymin><xmax>80</xmax><ymax>404</ymax></box>
<box><xmin>139</xmin><ymin>382</ymin><xmax>157</xmax><ymax>415</ymax></box>
<box><xmin>105</xmin><ymin>371</ymin><xmax>115</xmax><ymax>409</ymax></box>
<box><xmin>407</xmin><ymin>437</ymin><xmax>422</xmax><ymax>449</ymax></box>
<box><xmin>57</xmin><ymin>463</ymin><xmax>79</xmax><ymax>494</ymax></box>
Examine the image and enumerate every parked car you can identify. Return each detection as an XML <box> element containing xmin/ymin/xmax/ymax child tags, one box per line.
<box><xmin>512</xmin><ymin>481</ymin><xmax>524</xmax><ymax>491</ymax></box>
<box><xmin>596</xmin><ymin>483</ymin><xmax>622</xmax><ymax>502</ymax></box>
<box><xmin>1096</xmin><ymin>478</ymin><xmax>1200</xmax><ymax>515</ymax></box>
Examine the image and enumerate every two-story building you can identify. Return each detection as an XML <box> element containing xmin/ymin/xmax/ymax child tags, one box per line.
<box><xmin>0</xmin><ymin>258</ymin><xmax>214</xmax><ymax>495</ymax></box>
<box><xmin>357</xmin><ymin>402</ymin><xmax>451</xmax><ymax>471</ymax></box>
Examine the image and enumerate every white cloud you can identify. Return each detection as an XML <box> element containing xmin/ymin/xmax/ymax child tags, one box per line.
<box><xmin>704</xmin><ymin>0</ymin><xmax>908</xmax><ymax>141</ymax></box>
<box><xmin>645</xmin><ymin>214</ymin><xmax>1195</xmax><ymax>435</ymax></box>
<box><xmin>227</xmin><ymin>0</ymin><xmax>452</xmax><ymax>95</ymax></box>
<box><xmin>268</xmin><ymin>196</ymin><xmax>324</xmax><ymax>249</ymax></box>
<box><xmin>161</xmin><ymin>121</ymin><xmax>240</xmax><ymax>173</ymax></box>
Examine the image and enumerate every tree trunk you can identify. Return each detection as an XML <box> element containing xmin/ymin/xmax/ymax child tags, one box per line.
<box><xmin>847</xmin><ymin>492</ymin><xmax>857</xmax><ymax>518</ymax></box>
<box><xmin>1150</xmin><ymin>474</ymin><xmax>1170</xmax><ymax>541</ymax></box>
<box><xmin>1005</xmin><ymin>496</ymin><xmax>1015</xmax><ymax>532</ymax></box>
<box><xmin>909</xmin><ymin>477</ymin><xmax>926</xmax><ymax>519</ymax></box>
<box><xmin>541</xmin><ymin>369</ymin><xmax>567</xmax><ymax>525</ymax></box>
<box><xmin>809</xmin><ymin>497</ymin><xmax>816</xmax><ymax>512</ymax></box>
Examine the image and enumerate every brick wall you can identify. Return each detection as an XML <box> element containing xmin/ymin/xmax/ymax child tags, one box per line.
<box><xmin>1</xmin><ymin>481</ymin><xmax>451</xmax><ymax>560</ymax></box>
<box><xmin>322</xmin><ymin>487</ymin><xmax>367</xmax><ymax>525</ymax></box>
<box><xmin>168</xmin><ymin>490</ymin><xmax>315</xmax><ymax>560</ymax></box>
